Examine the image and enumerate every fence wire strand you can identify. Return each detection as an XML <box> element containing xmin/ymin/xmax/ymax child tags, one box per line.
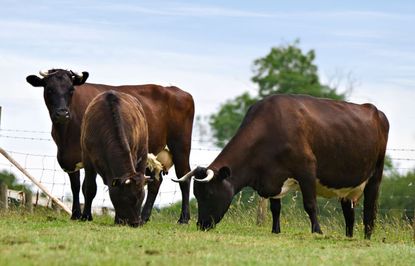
<box><xmin>1</xmin><ymin>127</ymin><xmax>415</xmax><ymax>214</ymax></box>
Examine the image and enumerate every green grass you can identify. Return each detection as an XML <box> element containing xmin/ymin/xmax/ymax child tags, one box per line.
<box><xmin>0</xmin><ymin>206</ymin><xmax>414</xmax><ymax>266</ymax></box>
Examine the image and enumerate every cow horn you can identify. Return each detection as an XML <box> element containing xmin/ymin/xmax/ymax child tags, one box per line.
<box><xmin>194</xmin><ymin>169</ymin><xmax>214</xmax><ymax>183</ymax></box>
<box><xmin>171</xmin><ymin>168</ymin><xmax>197</xmax><ymax>183</ymax></box>
<box><xmin>39</xmin><ymin>70</ymin><xmax>49</xmax><ymax>77</ymax></box>
<box><xmin>70</xmin><ymin>70</ymin><xmax>83</xmax><ymax>78</ymax></box>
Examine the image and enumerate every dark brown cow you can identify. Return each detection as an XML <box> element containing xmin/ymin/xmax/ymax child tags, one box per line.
<box><xmin>81</xmin><ymin>90</ymin><xmax>148</xmax><ymax>226</ymax></box>
<box><xmin>175</xmin><ymin>94</ymin><xmax>389</xmax><ymax>239</ymax></box>
<box><xmin>26</xmin><ymin>69</ymin><xmax>194</xmax><ymax>223</ymax></box>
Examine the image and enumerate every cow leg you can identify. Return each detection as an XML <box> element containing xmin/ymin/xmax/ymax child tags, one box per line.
<box><xmin>270</xmin><ymin>198</ymin><xmax>281</xmax><ymax>234</ymax></box>
<box><xmin>168</xmin><ymin>139</ymin><xmax>192</xmax><ymax>224</ymax></box>
<box><xmin>341</xmin><ymin>199</ymin><xmax>355</xmax><ymax>237</ymax></box>
<box><xmin>363</xmin><ymin>161</ymin><xmax>384</xmax><ymax>239</ymax></box>
<box><xmin>68</xmin><ymin>171</ymin><xmax>82</xmax><ymax>220</ymax></box>
<box><xmin>298</xmin><ymin>175</ymin><xmax>322</xmax><ymax>234</ymax></box>
<box><xmin>169</xmin><ymin>149</ymin><xmax>191</xmax><ymax>224</ymax></box>
<box><xmin>81</xmin><ymin>166</ymin><xmax>97</xmax><ymax>221</ymax></box>
<box><xmin>141</xmin><ymin>177</ymin><xmax>162</xmax><ymax>223</ymax></box>
<box><xmin>176</xmin><ymin>179</ymin><xmax>191</xmax><ymax>224</ymax></box>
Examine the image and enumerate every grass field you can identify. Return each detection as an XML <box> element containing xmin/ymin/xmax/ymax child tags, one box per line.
<box><xmin>1</xmin><ymin>205</ymin><xmax>414</xmax><ymax>266</ymax></box>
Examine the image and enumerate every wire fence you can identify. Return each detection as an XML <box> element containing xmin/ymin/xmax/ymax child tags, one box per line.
<box><xmin>1</xmin><ymin>127</ymin><xmax>415</xmax><ymax>215</ymax></box>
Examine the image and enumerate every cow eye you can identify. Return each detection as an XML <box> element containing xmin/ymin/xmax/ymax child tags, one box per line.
<box><xmin>69</xmin><ymin>88</ymin><xmax>74</xmax><ymax>95</ymax></box>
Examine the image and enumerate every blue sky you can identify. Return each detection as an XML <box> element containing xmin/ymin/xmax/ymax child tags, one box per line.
<box><xmin>1</xmin><ymin>1</ymin><xmax>415</xmax><ymax>179</ymax></box>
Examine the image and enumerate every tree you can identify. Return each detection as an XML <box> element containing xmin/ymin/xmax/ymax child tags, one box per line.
<box><xmin>252</xmin><ymin>40</ymin><xmax>345</xmax><ymax>100</ymax></box>
<box><xmin>210</xmin><ymin>40</ymin><xmax>346</xmax><ymax>147</ymax></box>
<box><xmin>0</xmin><ymin>170</ymin><xmax>31</xmax><ymax>192</ymax></box>
<box><xmin>379</xmin><ymin>170</ymin><xmax>415</xmax><ymax>220</ymax></box>
<box><xmin>209</xmin><ymin>92</ymin><xmax>257</xmax><ymax>147</ymax></box>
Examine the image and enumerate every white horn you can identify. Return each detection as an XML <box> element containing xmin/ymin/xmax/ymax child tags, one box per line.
<box><xmin>39</xmin><ymin>70</ymin><xmax>49</xmax><ymax>77</ymax></box>
<box><xmin>70</xmin><ymin>70</ymin><xmax>83</xmax><ymax>78</ymax></box>
<box><xmin>194</xmin><ymin>169</ymin><xmax>214</xmax><ymax>183</ymax></box>
<box><xmin>171</xmin><ymin>168</ymin><xmax>196</xmax><ymax>183</ymax></box>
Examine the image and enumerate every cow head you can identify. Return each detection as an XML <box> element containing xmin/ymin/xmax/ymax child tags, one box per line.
<box><xmin>26</xmin><ymin>69</ymin><xmax>89</xmax><ymax>124</ymax></box>
<box><xmin>109</xmin><ymin>174</ymin><xmax>146</xmax><ymax>227</ymax></box>
<box><xmin>173</xmin><ymin>166</ymin><xmax>234</xmax><ymax>231</ymax></box>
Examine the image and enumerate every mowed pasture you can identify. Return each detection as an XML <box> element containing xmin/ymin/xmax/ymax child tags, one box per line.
<box><xmin>1</xmin><ymin>204</ymin><xmax>414</xmax><ymax>266</ymax></box>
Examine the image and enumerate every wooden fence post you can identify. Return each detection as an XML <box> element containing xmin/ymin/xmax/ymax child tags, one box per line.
<box><xmin>52</xmin><ymin>201</ymin><xmax>61</xmax><ymax>214</ymax></box>
<box><xmin>24</xmin><ymin>190</ymin><xmax>33</xmax><ymax>213</ymax></box>
<box><xmin>256</xmin><ymin>197</ymin><xmax>268</xmax><ymax>226</ymax></box>
<box><xmin>0</xmin><ymin>148</ymin><xmax>72</xmax><ymax>215</ymax></box>
<box><xmin>0</xmin><ymin>183</ymin><xmax>8</xmax><ymax>211</ymax></box>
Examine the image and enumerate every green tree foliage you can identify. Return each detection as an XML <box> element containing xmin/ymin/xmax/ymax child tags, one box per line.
<box><xmin>209</xmin><ymin>92</ymin><xmax>257</xmax><ymax>147</ymax></box>
<box><xmin>210</xmin><ymin>40</ymin><xmax>346</xmax><ymax>147</ymax></box>
<box><xmin>252</xmin><ymin>40</ymin><xmax>345</xmax><ymax>100</ymax></box>
<box><xmin>379</xmin><ymin>170</ymin><xmax>415</xmax><ymax>220</ymax></box>
<box><xmin>0</xmin><ymin>170</ymin><xmax>30</xmax><ymax>192</ymax></box>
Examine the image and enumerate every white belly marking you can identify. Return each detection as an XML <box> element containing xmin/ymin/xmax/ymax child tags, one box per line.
<box><xmin>272</xmin><ymin>178</ymin><xmax>368</xmax><ymax>202</ymax></box>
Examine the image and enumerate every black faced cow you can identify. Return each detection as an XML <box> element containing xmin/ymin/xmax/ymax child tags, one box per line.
<box><xmin>26</xmin><ymin>69</ymin><xmax>194</xmax><ymax>223</ymax></box>
<box><xmin>81</xmin><ymin>90</ymin><xmax>148</xmax><ymax>226</ymax></box>
<box><xmin>174</xmin><ymin>94</ymin><xmax>389</xmax><ymax>239</ymax></box>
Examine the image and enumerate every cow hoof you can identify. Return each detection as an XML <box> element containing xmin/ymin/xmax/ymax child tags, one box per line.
<box><xmin>177</xmin><ymin>218</ymin><xmax>190</xmax><ymax>224</ymax></box>
<box><xmin>140</xmin><ymin>215</ymin><xmax>150</xmax><ymax>224</ymax></box>
<box><xmin>81</xmin><ymin>214</ymin><xmax>93</xmax><ymax>221</ymax></box>
<box><xmin>70</xmin><ymin>212</ymin><xmax>82</xmax><ymax>220</ymax></box>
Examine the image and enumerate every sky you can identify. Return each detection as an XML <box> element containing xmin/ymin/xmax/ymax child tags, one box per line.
<box><xmin>0</xmin><ymin>1</ymin><xmax>415</xmax><ymax>207</ymax></box>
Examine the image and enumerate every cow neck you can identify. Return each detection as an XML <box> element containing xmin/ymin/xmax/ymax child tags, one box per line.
<box><xmin>51</xmin><ymin>120</ymin><xmax>78</xmax><ymax>148</ymax></box>
<box><xmin>210</xmin><ymin>143</ymin><xmax>251</xmax><ymax>196</ymax></box>
<box><xmin>104</xmin><ymin>137</ymin><xmax>138</xmax><ymax>184</ymax></box>
<box><xmin>107</xmin><ymin>155</ymin><xmax>137</xmax><ymax>184</ymax></box>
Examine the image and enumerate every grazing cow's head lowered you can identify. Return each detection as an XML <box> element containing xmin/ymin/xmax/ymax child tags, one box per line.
<box><xmin>110</xmin><ymin>174</ymin><xmax>146</xmax><ymax>227</ymax></box>
<box><xmin>26</xmin><ymin>69</ymin><xmax>89</xmax><ymax>123</ymax></box>
<box><xmin>173</xmin><ymin>166</ymin><xmax>234</xmax><ymax>230</ymax></box>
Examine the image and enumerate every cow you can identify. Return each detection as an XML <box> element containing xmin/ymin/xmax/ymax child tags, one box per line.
<box><xmin>26</xmin><ymin>69</ymin><xmax>194</xmax><ymax>223</ymax></box>
<box><xmin>81</xmin><ymin>90</ymin><xmax>148</xmax><ymax>226</ymax></box>
<box><xmin>174</xmin><ymin>94</ymin><xmax>389</xmax><ymax>239</ymax></box>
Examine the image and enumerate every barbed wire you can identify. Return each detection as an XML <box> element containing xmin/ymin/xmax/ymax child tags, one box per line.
<box><xmin>1</xmin><ymin>127</ymin><xmax>415</xmax><ymax>151</ymax></box>
<box><xmin>0</xmin><ymin>134</ymin><xmax>53</xmax><ymax>141</ymax></box>
<box><xmin>0</xmin><ymin>128</ymin><xmax>50</xmax><ymax>134</ymax></box>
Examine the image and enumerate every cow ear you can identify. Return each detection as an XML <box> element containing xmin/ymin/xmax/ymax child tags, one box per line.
<box><xmin>112</xmin><ymin>179</ymin><xmax>121</xmax><ymax>187</ymax></box>
<box><xmin>26</xmin><ymin>75</ymin><xmax>44</xmax><ymax>87</ymax></box>
<box><xmin>218</xmin><ymin>166</ymin><xmax>231</xmax><ymax>181</ymax></box>
<box><xmin>73</xmin><ymin>71</ymin><xmax>89</xmax><ymax>86</ymax></box>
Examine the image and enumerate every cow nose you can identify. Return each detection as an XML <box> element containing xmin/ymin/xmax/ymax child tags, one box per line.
<box><xmin>56</xmin><ymin>108</ymin><xmax>70</xmax><ymax>118</ymax></box>
<box><xmin>197</xmin><ymin>220</ymin><xmax>213</xmax><ymax>231</ymax></box>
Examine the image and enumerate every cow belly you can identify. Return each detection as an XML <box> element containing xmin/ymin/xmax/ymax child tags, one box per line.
<box><xmin>271</xmin><ymin>178</ymin><xmax>367</xmax><ymax>201</ymax></box>
<box><xmin>271</xmin><ymin>178</ymin><xmax>299</xmax><ymax>199</ymax></box>
<box><xmin>63</xmin><ymin>162</ymin><xmax>84</xmax><ymax>173</ymax></box>
<box><xmin>316</xmin><ymin>179</ymin><xmax>368</xmax><ymax>201</ymax></box>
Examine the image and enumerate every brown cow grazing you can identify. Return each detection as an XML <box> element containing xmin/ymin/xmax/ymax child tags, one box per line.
<box><xmin>26</xmin><ymin>69</ymin><xmax>194</xmax><ymax>223</ymax></box>
<box><xmin>174</xmin><ymin>94</ymin><xmax>389</xmax><ymax>239</ymax></box>
<box><xmin>81</xmin><ymin>90</ymin><xmax>148</xmax><ymax>226</ymax></box>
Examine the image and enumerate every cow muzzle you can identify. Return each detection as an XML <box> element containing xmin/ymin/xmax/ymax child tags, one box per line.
<box><xmin>115</xmin><ymin>218</ymin><xmax>143</xmax><ymax>228</ymax></box>
<box><xmin>53</xmin><ymin>108</ymin><xmax>71</xmax><ymax>123</ymax></box>
<box><xmin>197</xmin><ymin>220</ymin><xmax>215</xmax><ymax>231</ymax></box>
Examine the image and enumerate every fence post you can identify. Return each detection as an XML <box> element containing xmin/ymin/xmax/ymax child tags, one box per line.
<box><xmin>24</xmin><ymin>190</ymin><xmax>33</xmax><ymax>213</ymax></box>
<box><xmin>0</xmin><ymin>148</ymin><xmax>72</xmax><ymax>215</ymax></box>
<box><xmin>52</xmin><ymin>201</ymin><xmax>61</xmax><ymax>214</ymax></box>
<box><xmin>256</xmin><ymin>197</ymin><xmax>268</xmax><ymax>226</ymax></box>
<box><xmin>0</xmin><ymin>182</ymin><xmax>8</xmax><ymax>211</ymax></box>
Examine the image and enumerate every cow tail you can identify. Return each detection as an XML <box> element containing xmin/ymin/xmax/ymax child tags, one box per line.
<box><xmin>105</xmin><ymin>91</ymin><xmax>136</xmax><ymax>171</ymax></box>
